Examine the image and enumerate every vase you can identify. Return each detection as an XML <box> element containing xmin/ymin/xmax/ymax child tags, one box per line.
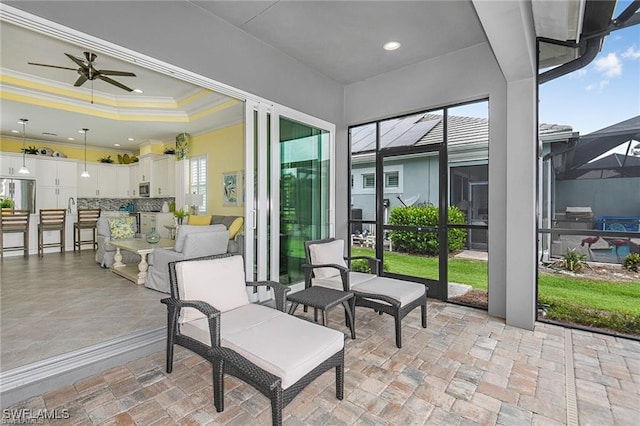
<box><xmin>146</xmin><ymin>227</ymin><xmax>161</xmax><ymax>244</ymax></box>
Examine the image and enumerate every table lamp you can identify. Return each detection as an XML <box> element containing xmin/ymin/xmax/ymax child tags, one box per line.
<box><xmin>185</xmin><ymin>193</ymin><xmax>204</xmax><ymax>215</ymax></box>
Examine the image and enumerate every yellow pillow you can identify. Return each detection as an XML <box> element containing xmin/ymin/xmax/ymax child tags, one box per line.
<box><xmin>228</xmin><ymin>217</ymin><xmax>244</xmax><ymax>239</ymax></box>
<box><xmin>188</xmin><ymin>215</ymin><xmax>212</xmax><ymax>226</ymax></box>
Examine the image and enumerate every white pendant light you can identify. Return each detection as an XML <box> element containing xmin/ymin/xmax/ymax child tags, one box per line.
<box><xmin>80</xmin><ymin>128</ymin><xmax>90</xmax><ymax>178</ymax></box>
<box><xmin>18</xmin><ymin>118</ymin><xmax>30</xmax><ymax>174</ymax></box>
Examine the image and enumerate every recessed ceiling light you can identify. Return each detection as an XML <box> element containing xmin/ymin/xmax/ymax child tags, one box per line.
<box><xmin>114</xmin><ymin>143</ymin><xmax>121</xmax><ymax>147</ymax></box>
<box><xmin>78</xmin><ymin>129</ymin><xmax>86</xmax><ymax>134</ymax></box>
<box><xmin>128</xmin><ymin>138</ymin><xmax>134</xmax><ymax>141</ymax></box>
<box><xmin>11</xmin><ymin>130</ymin><xmax>19</xmax><ymax>134</ymax></box>
<box><xmin>68</xmin><ymin>137</ymin><xmax>75</xmax><ymax>141</ymax></box>
<box><xmin>383</xmin><ymin>41</ymin><xmax>401</xmax><ymax>51</ymax></box>
<box><xmin>133</xmin><ymin>89</ymin><xmax>143</xmax><ymax>93</ymax></box>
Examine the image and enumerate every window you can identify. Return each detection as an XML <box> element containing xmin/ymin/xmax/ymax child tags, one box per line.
<box><xmin>385</xmin><ymin>171</ymin><xmax>399</xmax><ymax>188</ymax></box>
<box><xmin>363</xmin><ymin>173</ymin><xmax>375</xmax><ymax>188</ymax></box>
<box><xmin>190</xmin><ymin>155</ymin><xmax>207</xmax><ymax>214</ymax></box>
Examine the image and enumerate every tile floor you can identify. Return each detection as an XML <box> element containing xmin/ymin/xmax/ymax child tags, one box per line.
<box><xmin>4</xmin><ymin>298</ymin><xmax>639</xmax><ymax>425</ymax></box>
<box><xmin>0</xmin><ymin>250</ymin><xmax>165</xmax><ymax>370</ymax></box>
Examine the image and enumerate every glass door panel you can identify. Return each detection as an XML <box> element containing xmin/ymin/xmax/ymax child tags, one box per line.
<box><xmin>279</xmin><ymin>116</ymin><xmax>331</xmax><ymax>284</ymax></box>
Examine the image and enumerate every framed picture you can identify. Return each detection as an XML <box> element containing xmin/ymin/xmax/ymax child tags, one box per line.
<box><xmin>223</xmin><ymin>171</ymin><xmax>239</xmax><ymax>205</ymax></box>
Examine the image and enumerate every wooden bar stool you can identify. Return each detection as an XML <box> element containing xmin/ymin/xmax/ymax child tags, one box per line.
<box><xmin>74</xmin><ymin>208</ymin><xmax>101</xmax><ymax>251</ymax></box>
<box><xmin>1</xmin><ymin>209</ymin><xmax>31</xmax><ymax>259</ymax></box>
<box><xmin>38</xmin><ymin>208</ymin><xmax>66</xmax><ymax>257</ymax></box>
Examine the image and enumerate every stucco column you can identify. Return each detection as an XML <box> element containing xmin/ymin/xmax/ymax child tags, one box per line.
<box><xmin>504</xmin><ymin>77</ymin><xmax>537</xmax><ymax>330</ymax></box>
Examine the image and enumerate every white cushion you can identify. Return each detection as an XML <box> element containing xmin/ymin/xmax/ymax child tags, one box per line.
<box><xmin>352</xmin><ymin>276</ymin><xmax>426</xmax><ymax>307</ymax></box>
<box><xmin>174</xmin><ymin>224</ymin><xmax>226</xmax><ymax>252</ymax></box>
<box><xmin>181</xmin><ymin>304</ymin><xmax>284</xmax><ymax>346</ymax></box>
<box><xmin>312</xmin><ymin>271</ymin><xmax>377</xmax><ymax>290</ymax></box>
<box><xmin>222</xmin><ymin>312</ymin><xmax>344</xmax><ymax>389</ymax></box>
<box><xmin>176</xmin><ymin>255</ymin><xmax>249</xmax><ymax>324</ymax></box>
<box><xmin>309</xmin><ymin>240</ymin><xmax>348</xmax><ymax>279</ymax></box>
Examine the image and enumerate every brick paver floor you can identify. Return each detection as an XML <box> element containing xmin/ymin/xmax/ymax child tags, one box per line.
<box><xmin>5</xmin><ymin>300</ymin><xmax>640</xmax><ymax>425</ymax></box>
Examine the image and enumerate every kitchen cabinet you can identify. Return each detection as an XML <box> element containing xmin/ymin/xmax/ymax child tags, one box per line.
<box><xmin>36</xmin><ymin>157</ymin><xmax>77</xmax><ymax>209</ymax></box>
<box><xmin>151</xmin><ymin>156</ymin><xmax>175</xmax><ymax>197</ymax></box>
<box><xmin>139</xmin><ymin>212</ymin><xmax>156</xmax><ymax>236</ymax></box>
<box><xmin>140</xmin><ymin>212</ymin><xmax>174</xmax><ymax>238</ymax></box>
<box><xmin>77</xmin><ymin>164</ymin><xmax>132</xmax><ymax>198</ymax></box>
<box><xmin>129</xmin><ymin>164</ymin><xmax>139</xmax><ymax>197</ymax></box>
<box><xmin>138</xmin><ymin>157</ymin><xmax>152</xmax><ymax>183</ymax></box>
<box><xmin>0</xmin><ymin>152</ymin><xmax>36</xmax><ymax>177</ymax></box>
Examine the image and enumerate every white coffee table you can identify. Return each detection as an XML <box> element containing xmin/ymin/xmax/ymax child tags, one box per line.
<box><xmin>110</xmin><ymin>238</ymin><xmax>173</xmax><ymax>285</ymax></box>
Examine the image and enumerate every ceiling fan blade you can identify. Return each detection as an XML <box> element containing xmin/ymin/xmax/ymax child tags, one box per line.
<box><xmin>74</xmin><ymin>75</ymin><xmax>88</xmax><ymax>87</ymax></box>
<box><xmin>65</xmin><ymin>53</ymin><xmax>88</xmax><ymax>69</ymax></box>
<box><xmin>98</xmin><ymin>70</ymin><xmax>137</xmax><ymax>77</ymax></box>
<box><xmin>98</xmin><ymin>75</ymin><xmax>133</xmax><ymax>92</ymax></box>
<box><xmin>27</xmin><ymin>62</ymin><xmax>77</xmax><ymax>71</ymax></box>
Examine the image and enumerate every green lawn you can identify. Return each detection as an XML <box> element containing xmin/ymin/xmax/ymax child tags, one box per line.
<box><xmin>351</xmin><ymin>247</ymin><xmax>640</xmax><ymax>335</ymax></box>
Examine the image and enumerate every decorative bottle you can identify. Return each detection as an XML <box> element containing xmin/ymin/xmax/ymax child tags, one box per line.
<box><xmin>146</xmin><ymin>227</ymin><xmax>161</xmax><ymax>244</ymax></box>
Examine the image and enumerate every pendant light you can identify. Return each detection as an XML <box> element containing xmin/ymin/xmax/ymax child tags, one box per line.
<box><xmin>18</xmin><ymin>118</ymin><xmax>30</xmax><ymax>174</ymax></box>
<box><xmin>80</xmin><ymin>128</ymin><xmax>90</xmax><ymax>178</ymax></box>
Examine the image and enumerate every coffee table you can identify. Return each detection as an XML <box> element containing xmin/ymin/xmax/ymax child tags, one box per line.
<box><xmin>110</xmin><ymin>238</ymin><xmax>173</xmax><ymax>285</ymax></box>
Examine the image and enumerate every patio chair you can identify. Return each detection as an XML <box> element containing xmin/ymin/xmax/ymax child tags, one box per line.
<box><xmin>304</xmin><ymin>238</ymin><xmax>428</xmax><ymax>348</ymax></box>
<box><xmin>161</xmin><ymin>253</ymin><xmax>345</xmax><ymax>425</ymax></box>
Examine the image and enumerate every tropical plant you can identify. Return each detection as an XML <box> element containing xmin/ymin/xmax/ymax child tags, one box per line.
<box><xmin>98</xmin><ymin>155</ymin><xmax>114</xmax><ymax>163</ymax></box>
<box><xmin>0</xmin><ymin>198</ymin><xmax>15</xmax><ymax>209</ymax></box>
<box><xmin>388</xmin><ymin>205</ymin><xmax>466</xmax><ymax>255</ymax></box>
<box><xmin>623</xmin><ymin>253</ymin><xmax>640</xmax><ymax>272</ymax></box>
<box><xmin>558</xmin><ymin>248</ymin><xmax>588</xmax><ymax>273</ymax></box>
<box><xmin>21</xmin><ymin>146</ymin><xmax>39</xmax><ymax>154</ymax></box>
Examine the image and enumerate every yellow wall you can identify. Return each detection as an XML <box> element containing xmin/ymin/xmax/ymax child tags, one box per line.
<box><xmin>189</xmin><ymin>124</ymin><xmax>244</xmax><ymax>216</ymax></box>
<box><xmin>0</xmin><ymin>137</ymin><xmax>136</xmax><ymax>163</ymax></box>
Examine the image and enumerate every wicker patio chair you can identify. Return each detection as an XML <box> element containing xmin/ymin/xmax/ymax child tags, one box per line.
<box><xmin>304</xmin><ymin>238</ymin><xmax>428</xmax><ymax>348</ymax></box>
<box><xmin>161</xmin><ymin>253</ymin><xmax>345</xmax><ymax>425</ymax></box>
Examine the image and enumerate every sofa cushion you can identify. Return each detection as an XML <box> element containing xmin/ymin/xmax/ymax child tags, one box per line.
<box><xmin>175</xmin><ymin>255</ymin><xmax>249</xmax><ymax>323</ymax></box>
<box><xmin>182</xmin><ymin>303</ymin><xmax>344</xmax><ymax>389</ymax></box>
<box><xmin>212</xmin><ymin>215</ymin><xmax>238</xmax><ymax>229</ymax></box>
<box><xmin>227</xmin><ymin>217</ymin><xmax>244</xmax><ymax>239</ymax></box>
<box><xmin>108</xmin><ymin>217</ymin><xmax>135</xmax><ymax>240</ymax></box>
<box><xmin>308</xmin><ymin>239</ymin><xmax>348</xmax><ymax>279</ymax></box>
<box><xmin>188</xmin><ymin>215</ymin><xmax>212</xmax><ymax>226</ymax></box>
<box><xmin>174</xmin><ymin>224</ymin><xmax>225</xmax><ymax>252</ymax></box>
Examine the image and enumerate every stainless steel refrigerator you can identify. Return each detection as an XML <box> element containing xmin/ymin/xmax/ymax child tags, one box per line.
<box><xmin>0</xmin><ymin>178</ymin><xmax>36</xmax><ymax>213</ymax></box>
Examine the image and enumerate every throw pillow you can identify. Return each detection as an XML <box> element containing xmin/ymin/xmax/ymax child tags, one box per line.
<box><xmin>176</xmin><ymin>255</ymin><xmax>249</xmax><ymax>323</ymax></box>
<box><xmin>227</xmin><ymin>217</ymin><xmax>244</xmax><ymax>239</ymax></box>
<box><xmin>108</xmin><ymin>217</ymin><xmax>135</xmax><ymax>240</ymax></box>
<box><xmin>188</xmin><ymin>215</ymin><xmax>212</xmax><ymax>226</ymax></box>
<box><xmin>309</xmin><ymin>239</ymin><xmax>348</xmax><ymax>279</ymax></box>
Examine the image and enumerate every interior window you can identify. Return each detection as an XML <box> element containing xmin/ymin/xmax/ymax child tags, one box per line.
<box><xmin>190</xmin><ymin>155</ymin><xmax>207</xmax><ymax>213</ymax></box>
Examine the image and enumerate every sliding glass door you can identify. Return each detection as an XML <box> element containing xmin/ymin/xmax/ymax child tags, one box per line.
<box><xmin>245</xmin><ymin>102</ymin><xmax>334</xmax><ymax>294</ymax></box>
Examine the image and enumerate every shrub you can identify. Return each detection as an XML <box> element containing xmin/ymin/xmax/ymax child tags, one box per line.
<box><xmin>559</xmin><ymin>248</ymin><xmax>588</xmax><ymax>273</ymax></box>
<box><xmin>387</xmin><ymin>205</ymin><xmax>466</xmax><ymax>255</ymax></box>
<box><xmin>623</xmin><ymin>253</ymin><xmax>640</xmax><ymax>272</ymax></box>
<box><xmin>350</xmin><ymin>258</ymin><xmax>389</xmax><ymax>273</ymax></box>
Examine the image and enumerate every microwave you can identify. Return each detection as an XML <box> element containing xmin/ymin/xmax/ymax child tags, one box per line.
<box><xmin>139</xmin><ymin>182</ymin><xmax>150</xmax><ymax>197</ymax></box>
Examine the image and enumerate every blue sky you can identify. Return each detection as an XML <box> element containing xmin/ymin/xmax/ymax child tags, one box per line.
<box><xmin>539</xmin><ymin>1</ymin><xmax>640</xmax><ymax>136</ymax></box>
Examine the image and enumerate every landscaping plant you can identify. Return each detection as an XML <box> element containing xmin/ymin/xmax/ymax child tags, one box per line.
<box><xmin>558</xmin><ymin>248</ymin><xmax>588</xmax><ymax>273</ymax></box>
<box><xmin>623</xmin><ymin>253</ymin><xmax>640</xmax><ymax>272</ymax></box>
<box><xmin>388</xmin><ymin>205</ymin><xmax>466</xmax><ymax>255</ymax></box>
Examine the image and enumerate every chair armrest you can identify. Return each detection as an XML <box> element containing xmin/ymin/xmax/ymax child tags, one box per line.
<box><xmin>303</xmin><ymin>263</ymin><xmax>351</xmax><ymax>291</ymax></box>
<box><xmin>208</xmin><ymin>346</ymin><xmax>281</xmax><ymax>391</ymax></box>
<box><xmin>149</xmin><ymin>248</ymin><xmax>184</xmax><ymax>267</ymax></box>
<box><xmin>161</xmin><ymin>297</ymin><xmax>221</xmax><ymax>346</ymax></box>
<box><xmin>347</xmin><ymin>255</ymin><xmax>381</xmax><ymax>274</ymax></box>
<box><xmin>246</xmin><ymin>281</ymin><xmax>291</xmax><ymax>312</ymax></box>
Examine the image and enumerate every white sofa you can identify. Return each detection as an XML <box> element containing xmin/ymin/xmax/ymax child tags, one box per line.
<box><xmin>145</xmin><ymin>224</ymin><xmax>229</xmax><ymax>293</ymax></box>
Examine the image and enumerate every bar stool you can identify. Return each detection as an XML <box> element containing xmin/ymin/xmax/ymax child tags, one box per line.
<box><xmin>74</xmin><ymin>208</ymin><xmax>101</xmax><ymax>251</ymax></box>
<box><xmin>38</xmin><ymin>208</ymin><xmax>66</xmax><ymax>257</ymax></box>
<box><xmin>1</xmin><ymin>209</ymin><xmax>31</xmax><ymax>259</ymax></box>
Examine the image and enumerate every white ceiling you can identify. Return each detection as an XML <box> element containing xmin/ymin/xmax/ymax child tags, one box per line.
<box><xmin>1</xmin><ymin>1</ymin><xmax>582</xmax><ymax>152</ymax></box>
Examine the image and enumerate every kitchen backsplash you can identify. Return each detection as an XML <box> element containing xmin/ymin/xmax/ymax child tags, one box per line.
<box><xmin>78</xmin><ymin>197</ymin><xmax>175</xmax><ymax>212</ymax></box>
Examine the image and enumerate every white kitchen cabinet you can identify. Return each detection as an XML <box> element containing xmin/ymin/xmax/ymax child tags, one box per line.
<box><xmin>115</xmin><ymin>166</ymin><xmax>131</xmax><ymax>197</ymax></box>
<box><xmin>77</xmin><ymin>164</ymin><xmax>132</xmax><ymax>198</ymax></box>
<box><xmin>129</xmin><ymin>163</ymin><xmax>139</xmax><ymax>197</ymax></box>
<box><xmin>139</xmin><ymin>212</ymin><xmax>156</xmax><ymax>236</ymax></box>
<box><xmin>138</xmin><ymin>157</ymin><xmax>152</xmax><ymax>183</ymax></box>
<box><xmin>36</xmin><ymin>157</ymin><xmax>77</xmax><ymax>209</ymax></box>
<box><xmin>0</xmin><ymin>152</ymin><xmax>36</xmax><ymax>177</ymax></box>
<box><xmin>152</xmin><ymin>156</ymin><xmax>175</xmax><ymax>197</ymax></box>
<box><xmin>77</xmin><ymin>163</ymin><xmax>99</xmax><ymax>197</ymax></box>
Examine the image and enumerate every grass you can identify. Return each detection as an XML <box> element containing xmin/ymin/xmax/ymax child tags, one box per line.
<box><xmin>351</xmin><ymin>247</ymin><xmax>640</xmax><ymax>336</ymax></box>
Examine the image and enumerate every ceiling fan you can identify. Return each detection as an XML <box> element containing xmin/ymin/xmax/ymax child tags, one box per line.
<box><xmin>28</xmin><ymin>51</ymin><xmax>137</xmax><ymax>92</ymax></box>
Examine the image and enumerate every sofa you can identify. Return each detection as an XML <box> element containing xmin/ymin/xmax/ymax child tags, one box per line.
<box><xmin>145</xmin><ymin>225</ymin><xmax>230</xmax><ymax>293</ymax></box>
<box><xmin>96</xmin><ymin>217</ymin><xmax>141</xmax><ymax>268</ymax></box>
